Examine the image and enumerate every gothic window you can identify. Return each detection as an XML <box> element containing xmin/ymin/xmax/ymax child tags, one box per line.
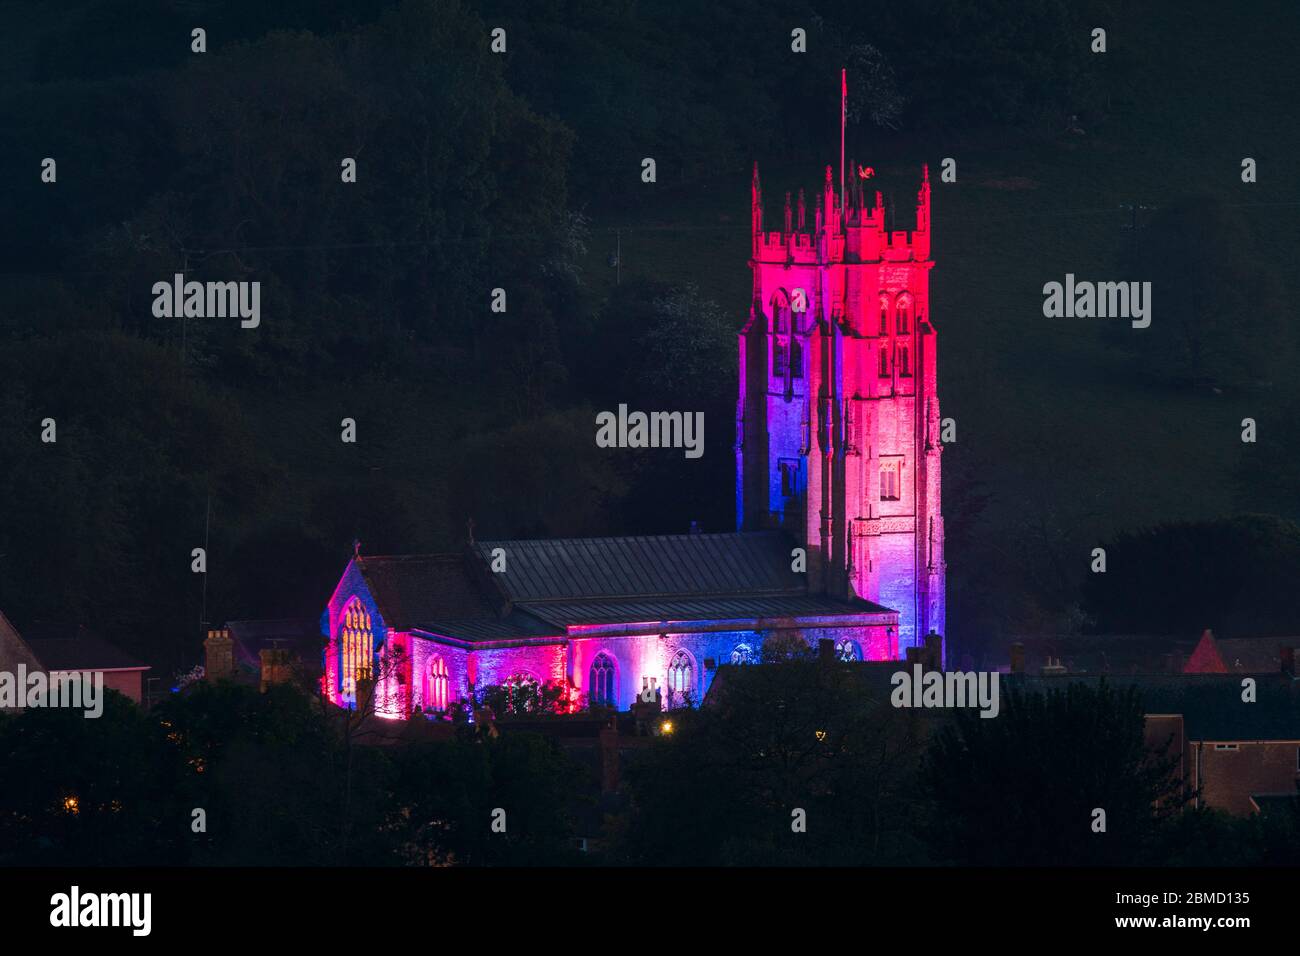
<box><xmin>666</xmin><ymin>650</ymin><xmax>694</xmax><ymax>705</ymax></box>
<box><xmin>340</xmin><ymin>598</ymin><xmax>373</xmax><ymax>699</ymax></box>
<box><xmin>789</xmin><ymin>336</ymin><xmax>803</xmax><ymax>379</ymax></box>
<box><xmin>772</xmin><ymin>298</ymin><xmax>791</xmax><ymax>377</ymax></box>
<box><xmin>589</xmin><ymin>653</ymin><xmax>616</xmax><ymax>707</ymax></box>
<box><xmin>880</xmin><ymin>461</ymin><xmax>901</xmax><ymax>501</ymax></box>
<box><xmin>835</xmin><ymin>638</ymin><xmax>861</xmax><ymax>662</ymax></box>
<box><xmin>878</xmin><ymin>295</ymin><xmax>890</xmax><ymax>335</ymax></box>
<box><xmin>730</xmin><ymin>643</ymin><xmax>756</xmax><ymax>665</ymax></box>
<box><xmin>878</xmin><ymin>345</ymin><xmax>890</xmax><ymax>377</ymax></box>
<box><xmin>424</xmin><ymin>655</ymin><xmax>449</xmax><ymax>712</ymax></box>
<box><xmin>899</xmin><ymin>344</ymin><xmax>911</xmax><ymax>377</ymax></box>
<box><xmin>897</xmin><ymin>299</ymin><xmax>911</xmax><ymax>334</ymax></box>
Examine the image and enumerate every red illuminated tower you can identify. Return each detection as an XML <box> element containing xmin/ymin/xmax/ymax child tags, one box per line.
<box><xmin>736</xmin><ymin>160</ymin><xmax>946</xmax><ymax>659</ymax></box>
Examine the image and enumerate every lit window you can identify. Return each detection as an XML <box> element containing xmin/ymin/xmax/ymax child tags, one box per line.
<box><xmin>880</xmin><ymin>461</ymin><xmax>901</xmax><ymax>501</ymax></box>
<box><xmin>730</xmin><ymin>643</ymin><xmax>756</xmax><ymax>665</ymax></box>
<box><xmin>835</xmin><ymin>638</ymin><xmax>860</xmax><ymax>662</ymax></box>
<box><xmin>666</xmin><ymin>650</ymin><xmax>693</xmax><ymax>706</ymax></box>
<box><xmin>424</xmin><ymin>655</ymin><xmax>449</xmax><ymax>712</ymax></box>
<box><xmin>340</xmin><ymin>599</ymin><xmax>373</xmax><ymax>699</ymax></box>
<box><xmin>589</xmin><ymin>653</ymin><xmax>616</xmax><ymax>707</ymax></box>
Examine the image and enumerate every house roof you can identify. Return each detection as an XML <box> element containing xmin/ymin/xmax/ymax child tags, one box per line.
<box><xmin>476</xmin><ymin>531</ymin><xmax>807</xmax><ymax>603</ymax></box>
<box><xmin>1006</xmin><ymin>674</ymin><xmax>1300</xmax><ymax>742</ymax></box>
<box><xmin>21</xmin><ymin>625</ymin><xmax>148</xmax><ymax>672</ymax></box>
<box><xmin>225</xmin><ymin>619</ymin><xmax>324</xmax><ymax>673</ymax></box>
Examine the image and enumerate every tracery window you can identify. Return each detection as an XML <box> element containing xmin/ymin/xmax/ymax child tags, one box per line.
<box><xmin>340</xmin><ymin>599</ymin><xmax>373</xmax><ymax>699</ymax></box>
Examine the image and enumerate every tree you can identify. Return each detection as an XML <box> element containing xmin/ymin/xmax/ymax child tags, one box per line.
<box><xmin>1082</xmin><ymin>515</ymin><xmax>1300</xmax><ymax>636</ymax></box>
<box><xmin>921</xmin><ymin>681</ymin><xmax>1184</xmax><ymax>865</ymax></box>
<box><xmin>614</xmin><ymin>661</ymin><xmax>930</xmax><ymax>865</ymax></box>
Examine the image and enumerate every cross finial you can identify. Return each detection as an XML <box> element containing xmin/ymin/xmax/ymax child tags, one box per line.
<box><xmin>352</xmin><ymin>538</ymin><xmax>361</xmax><ymax>557</ymax></box>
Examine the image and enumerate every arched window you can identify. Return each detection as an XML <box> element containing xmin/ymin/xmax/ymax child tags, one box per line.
<box><xmin>503</xmin><ymin>673</ymin><xmax>541</xmax><ymax>713</ymax></box>
<box><xmin>835</xmin><ymin>638</ymin><xmax>861</xmax><ymax>662</ymax></box>
<box><xmin>878</xmin><ymin>345</ymin><xmax>890</xmax><ymax>377</ymax></box>
<box><xmin>339</xmin><ymin>599</ymin><xmax>373</xmax><ymax>700</ymax></box>
<box><xmin>424</xmin><ymin>656</ymin><xmax>449</xmax><ymax>712</ymax></box>
<box><xmin>589</xmin><ymin>653</ymin><xmax>616</xmax><ymax>707</ymax></box>
<box><xmin>899</xmin><ymin>344</ymin><xmax>911</xmax><ymax>376</ymax></box>
<box><xmin>772</xmin><ymin>296</ymin><xmax>790</xmax><ymax>377</ymax></box>
<box><xmin>730</xmin><ymin>643</ymin><xmax>756</xmax><ymax>665</ymax></box>
<box><xmin>878</xmin><ymin>295</ymin><xmax>890</xmax><ymax>335</ymax></box>
<box><xmin>666</xmin><ymin>650</ymin><xmax>694</xmax><ymax>706</ymax></box>
<box><xmin>897</xmin><ymin>297</ymin><xmax>911</xmax><ymax>334</ymax></box>
<box><xmin>789</xmin><ymin>337</ymin><xmax>803</xmax><ymax>379</ymax></box>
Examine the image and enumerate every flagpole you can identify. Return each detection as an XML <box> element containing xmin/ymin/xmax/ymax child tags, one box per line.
<box><xmin>839</xmin><ymin>68</ymin><xmax>846</xmax><ymax>231</ymax></box>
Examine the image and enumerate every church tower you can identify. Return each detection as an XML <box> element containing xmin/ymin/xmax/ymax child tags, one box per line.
<box><xmin>736</xmin><ymin>161</ymin><xmax>946</xmax><ymax>659</ymax></box>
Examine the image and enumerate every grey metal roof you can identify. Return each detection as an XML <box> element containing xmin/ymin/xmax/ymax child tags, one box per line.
<box><xmin>522</xmin><ymin>594</ymin><xmax>896</xmax><ymax>627</ymax></box>
<box><xmin>413</xmin><ymin>610</ymin><xmax>563</xmax><ymax>642</ymax></box>
<box><xmin>476</xmin><ymin>531</ymin><xmax>805</xmax><ymax>603</ymax></box>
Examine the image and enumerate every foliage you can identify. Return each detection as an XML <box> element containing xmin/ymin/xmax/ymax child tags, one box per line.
<box><xmin>920</xmin><ymin>681</ymin><xmax>1184</xmax><ymax>865</ymax></box>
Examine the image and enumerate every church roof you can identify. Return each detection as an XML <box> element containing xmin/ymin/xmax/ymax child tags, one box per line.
<box><xmin>522</xmin><ymin>594</ymin><xmax>895</xmax><ymax>627</ymax></box>
<box><xmin>356</xmin><ymin>532</ymin><xmax>898</xmax><ymax>642</ymax></box>
<box><xmin>475</xmin><ymin>531</ymin><xmax>805</xmax><ymax>603</ymax></box>
<box><xmin>356</xmin><ymin>553</ymin><xmax>502</xmax><ymax>630</ymax></box>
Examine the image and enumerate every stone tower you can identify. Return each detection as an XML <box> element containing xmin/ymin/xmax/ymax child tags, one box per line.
<box><xmin>736</xmin><ymin>160</ymin><xmax>945</xmax><ymax>658</ymax></box>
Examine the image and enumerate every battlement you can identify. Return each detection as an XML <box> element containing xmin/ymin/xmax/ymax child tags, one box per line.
<box><xmin>751</xmin><ymin>162</ymin><xmax>931</xmax><ymax>264</ymax></box>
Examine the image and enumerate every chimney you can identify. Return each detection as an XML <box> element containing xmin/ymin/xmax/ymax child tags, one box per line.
<box><xmin>818</xmin><ymin>638</ymin><xmax>835</xmax><ymax>662</ymax></box>
<box><xmin>1281</xmin><ymin>645</ymin><xmax>1295</xmax><ymax>677</ymax></box>
<box><xmin>1009</xmin><ymin>642</ymin><xmax>1026</xmax><ymax>674</ymax></box>
<box><xmin>259</xmin><ymin>646</ymin><xmax>292</xmax><ymax>693</ymax></box>
<box><xmin>1041</xmin><ymin>656</ymin><xmax>1068</xmax><ymax>676</ymax></box>
<box><xmin>924</xmin><ymin>631</ymin><xmax>944</xmax><ymax>672</ymax></box>
<box><xmin>203</xmin><ymin>627</ymin><xmax>234</xmax><ymax>680</ymax></box>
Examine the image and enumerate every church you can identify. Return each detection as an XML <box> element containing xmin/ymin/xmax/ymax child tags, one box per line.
<box><xmin>321</xmin><ymin>160</ymin><xmax>946</xmax><ymax>718</ymax></box>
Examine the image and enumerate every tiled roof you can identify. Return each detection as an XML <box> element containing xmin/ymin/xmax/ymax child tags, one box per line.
<box><xmin>356</xmin><ymin>553</ymin><xmax>501</xmax><ymax>630</ymax></box>
<box><xmin>476</xmin><ymin>532</ymin><xmax>806</xmax><ymax>603</ymax></box>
